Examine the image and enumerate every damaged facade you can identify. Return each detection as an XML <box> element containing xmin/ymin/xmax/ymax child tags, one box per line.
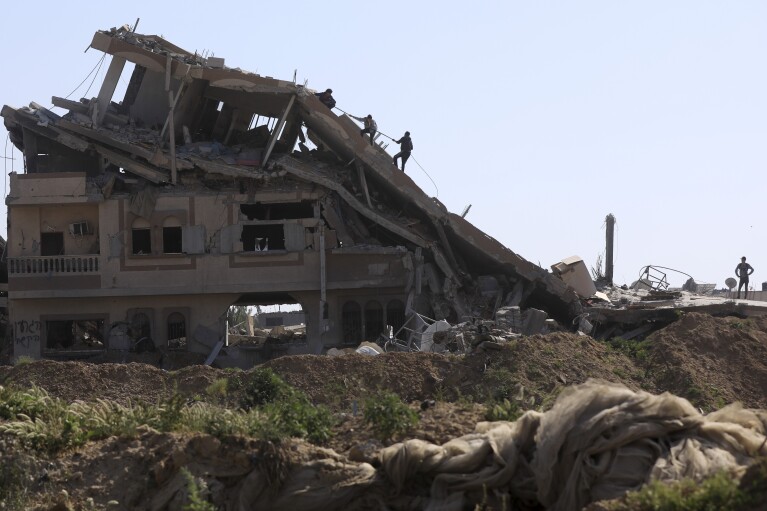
<box><xmin>2</xmin><ymin>26</ymin><xmax>581</xmax><ymax>363</ymax></box>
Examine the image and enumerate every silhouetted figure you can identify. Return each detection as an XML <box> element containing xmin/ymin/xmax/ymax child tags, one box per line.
<box><xmin>315</xmin><ymin>88</ymin><xmax>336</xmax><ymax>109</ymax></box>
<box><xmin>393</xmin><ymin>131</ymin><xmax>413</xmax><ymax>171</ymax></box>
<box><xmin>735</xmin><ymin>256</ymin><xmax>754</xmax><ymax>299</ymax></box>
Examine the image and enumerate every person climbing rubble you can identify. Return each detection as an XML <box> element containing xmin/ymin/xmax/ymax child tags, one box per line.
<box><xmin>392</xmin><ymin>131</ymin><xmax>413</xmax><ymax>171</ymax></box>
<box><xmin>735</xmin><ymin>256</ymin><xmax>754</xmax><ymax>299</ymax></box>
<box><xmin>351</xmin><ymin>114</ymin><xmax>377</xmax><ymax>145</ymax></box>
<box><xmin>315</xmin><ymin>88</ymin><xmax>336</xmax><ymax>109</ymax></box>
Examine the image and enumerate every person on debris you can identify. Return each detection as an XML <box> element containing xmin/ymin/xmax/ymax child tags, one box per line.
<box><xmin>392</xmin><ymin>131</ymin><xmax>413</xmax><ymax>171</ymax></box>
<box><xmin>351</xmin><ymin>114</ymin><xmax>378</xmax><ymax>145</ymax></box>
<box><xmin>315</xmin><ymin>88</ymin><xmax>336</xmax><ymax>109</ymax></box>
<box><xmin>735</xmin><ymin>256</ymin><xmax>754</xmax><ymax>299</ymax></box>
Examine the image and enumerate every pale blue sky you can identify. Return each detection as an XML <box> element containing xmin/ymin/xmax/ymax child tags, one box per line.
<box><xmin>2</xmin><ymin>1</ymin><xmax>765</xmax><ymax>288</ymax></box>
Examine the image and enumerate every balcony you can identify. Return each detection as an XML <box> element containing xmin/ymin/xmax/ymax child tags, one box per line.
<box><xmin>8</xmin><ymin>255</ymin><xmax>100</xmax><ymax>275</ymax></box>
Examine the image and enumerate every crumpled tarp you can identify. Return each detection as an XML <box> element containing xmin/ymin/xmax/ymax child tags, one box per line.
<box><xmin>379</xmin><ymin>380</ymin><xmax>767</xmax><ymax>511</ymax></box>
<box><xmin>146</xmin><ymin>381</ymin><xmax>767</xmax><ymax>510</ymax></box>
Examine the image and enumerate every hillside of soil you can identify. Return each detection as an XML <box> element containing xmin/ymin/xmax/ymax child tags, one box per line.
<box><xmin>1</xmin><ymin>312</ymin><xmax>766</xmax><ymax>510</ymax></box>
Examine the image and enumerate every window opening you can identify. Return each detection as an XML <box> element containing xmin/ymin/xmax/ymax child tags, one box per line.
<box><xmin>241</xmin><ymin>224</ymin><xmax>285</xmax><ymax>251</ymax></box>
<box><xmin>45</xmin><ymin>319</ymin><xmax>105</xmax><ymax>351</ymax></box>
<box><xmin>40</xmin><ymin>232</ymin><xmax>64</xmax><ymax>256</ymax></box>
<box><xmin>162</xmin><ymin>217</ymin><xmax>183</xmax><ymax>254</ymax></box>
<box><xmin>240</xmin><ymin>201</ymin><xmax>314</xmax><ymax>220</ymax></box>
<box><xmin>342</xmin><ymin>301</ymin><xmax>362</xmax><ymax>344</ymax></box>
<box><xmin>131</xmin><ymin>218</ymin><xmax>151</xmax><ymax>255</ymax></box>
<box><xmin>167</xmin><ymin>312</ymin><xmax>187</xmax><ymax>350</ymax></box>
<box><xmin>386</xmin><ymin>299</ymin><xmax>406</xmax><ymax>334</ymax></box>
<box><xmin>364</xmin><ymin>301</ymin><xmax>384</xmax><ymax>341</ymax></box>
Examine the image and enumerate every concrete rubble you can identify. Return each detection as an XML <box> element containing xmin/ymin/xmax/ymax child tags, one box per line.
<box><xmin>1</xmin><ymin>25</ymin><xmax>583</xmax><ymax>364</ymax></box>
<box><xmin>6</xmin><ymin>26</ymin><xmax>765</xmax><ymax>364</ymax></box>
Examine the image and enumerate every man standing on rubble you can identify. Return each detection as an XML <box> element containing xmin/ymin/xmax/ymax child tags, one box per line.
<box><xmin>315</xmin><ymin>89</ymin><xmax>336</xmax><ymax>109</ymax></box>
<box><xmin>735</xmin><ymin>256</ymin><xmax>754</xmax><ymax>299</ymax></box>
<box><xmin>393</xmin><ymin>131</ymin><xmax>413</xmax><ymax>171</ymax></box>
<box><xmin>352</xmin><ymin>114</ymin><xmax>377</xmax><ymax>145</ymax></box>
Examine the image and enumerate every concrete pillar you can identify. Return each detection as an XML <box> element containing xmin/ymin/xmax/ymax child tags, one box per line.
<box><xmin>95</xmin><ymin>56</ymin><xmax>127</xmax><ymax>126</ymax></box>
<box><xmin>605</xmin><ymin>214</ymin><xmax>615</xmax><ymax>285</ymax></box>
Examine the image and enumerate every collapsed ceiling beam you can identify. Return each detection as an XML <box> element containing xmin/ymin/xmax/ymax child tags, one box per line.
<box><xmin>262</xmin><ymin>94</ymin><xmax>296</xmax><ymax>168</ymax></box>
<box><xmin>188</xmin><ymin>155</ymin><xmax>270</xmax><ymax>180</ymax></box>
<box><xmin>1</xmin><ymin>106</ymin><xmax>89</xmax><ymax>152</ymax></box>
<box><xmin>273</xmin><ymin>155</ymin><xmax>430</xmax><ymax>249</ymax></box>
<box><xmin>51</xmin><ymin>97</ymin><xmax>128</xmax><ymax>126</ymax></box>
<box><xmin>56</xmin><ymin>119</ymin><xmax>194</xmax><ymax>171</ymax></box>
<box><xmin>93</xmin><ymin>145</ymin><xmax>168</xmax><ymax>183</ymax></box>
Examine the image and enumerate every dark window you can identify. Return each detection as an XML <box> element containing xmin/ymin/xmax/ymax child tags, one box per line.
<box><xmin>131</xmin><ymin>312</ymin><xmax>151</xmax><ymax>339</ymax></box>
<box><xmin>132</xmin><ymin>229</ymin><xmax>151</xmax><ymax>254</ymax></box>
<box><xmin>40</xmin><ymin>232</ymin><xmax>64</xmax><ymax>256</ymax></box>
<box><xmin>45</xmin><ymin>319</ymin><xmax>105</xmax><ymax>351</ymax></box>
<box><xmin>163</xmin><ymin>226</ymin><xmax>182</xmax><ymax>254</ymax></box>
<box><xmin>342</xmin><ymin>301</ymin><xmax>362</xmax><ymax>344</ymax></box>
<box><xmin>241</xmin><ymin>224</ymin><xmax>285</xmax><ymax>251</ymax></box>
<box><xmin>364</xmin><ymin>301</ymin><xmax>384</xmax><ymax>341</ymax></box>
<box><xmin>240</xmin><ymin>201</ymin><xmax>314</xmax><ymax>220</ymax></box>
<box><xmin>167</xmin><ymin>312</ymin><xmax>186</xmax><ymax>351</ymax></box>
<box><xmin>386</xmin><ymin>299</ymin><xmax>406</xmax><ymax>335</ymax></box>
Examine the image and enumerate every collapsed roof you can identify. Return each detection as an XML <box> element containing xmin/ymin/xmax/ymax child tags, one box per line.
<box><xmin>2</xmin><ymin>25</ymin><xmax>582</xmax><ymax>325</ymax></box>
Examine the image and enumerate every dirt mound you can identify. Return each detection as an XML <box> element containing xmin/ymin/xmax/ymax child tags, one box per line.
<box><xmin>264</xmin><ymin>333</ymin><xmax>642</xmax><ymax>410</ymax></box>
<box><xmin>0</xmin><ymin>361</ymin><xmax>222</xmax><ymax>405</ymax></box>
<box><xmin>644</xmin><ymin>312</ymin><xmax>767</xmax><ymax>409</ymax></box>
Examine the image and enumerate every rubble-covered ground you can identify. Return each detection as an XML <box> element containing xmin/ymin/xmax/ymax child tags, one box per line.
<box><xmin>1</xmin><ymin>312</ymin><xmax>767</xmax><ymax>510</ymax></box>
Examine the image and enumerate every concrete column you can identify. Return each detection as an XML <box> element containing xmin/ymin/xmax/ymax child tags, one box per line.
<box><xmin>95</xmin><ymin>56</ymin><xmax>127</xmax><ymax>126</ymax></box>
<box><xmin>605</xmin><ymin>213</ymin><xmax>615</xmax><ymax>285</ymax></box>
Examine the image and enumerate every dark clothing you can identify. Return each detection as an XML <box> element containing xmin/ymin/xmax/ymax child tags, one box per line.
<box><xmin>736</xmin><ymin>262</ymin><xmax>754</xmax><ymax>279</ymax></box>
<box><xmin>393</xmin><ymin>134</ymin><xmax>413</xmax><ymax>171</ymax></box>
<box><xmin>735</xmin><ymin>261</ymin><xmax>754</xmax><ymax>299</ymax></box>
<box><xmin>316</xmin><ymin>91</ymin><xmax>336</xmax><ymax>109</ymax></box>
<box><xmin>395</xmin><ymin>135</ymin><xmax>413</xmax><ymax>152</ymax></box>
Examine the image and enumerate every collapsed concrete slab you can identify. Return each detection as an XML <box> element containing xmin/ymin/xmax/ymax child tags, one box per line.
<box><xmin>1</xmin><ymin>25</ymin><xmax>582</xmax><ymax>363</ymax></box>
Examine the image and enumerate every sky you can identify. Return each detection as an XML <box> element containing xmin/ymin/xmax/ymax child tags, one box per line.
<box><xmin>1</xmin><ymin>1</ymin><xmax>765</xmax><ymax>289</ymax></box>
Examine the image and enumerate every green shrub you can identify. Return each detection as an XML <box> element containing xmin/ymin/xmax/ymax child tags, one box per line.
<box><xmin>483</xmin><ymin>366</ymin><xmax>518</xmax><ymax>401</ymax></box>
<box><xmin>485</xmin><ymin>399</ymin><xmax>522</xmax><ymax>422</ymax></box>
<box><xmin>205</xmin><ymin>378</ymin><xmax>229</xmax><ymax>398</ymax></box>
<box><xmin>12</xmin><ymin>356</ymin><xmax>34</xmax><ymax>367</ymax></box>
<box><xmin>363</xmin><ymin>392</ymin><xmax>418</xmax><ymax>442</ymax></box>
<box><xmin>240</xmin><ymin>368</ymin><xmax>288</xmax><ymax>410</ymax></box>
<box><xmin>0</xmin><ymin>385</ymin><xmax>59</xmax><ymax>421</ymax></box>
<box><xmin>608</xmin><ymin>472</ymin><xmax>754</xmax><ymax>511</ymax></box>
<box><xmin>259</xmin><ymin>391</ymin><xmax>334</xmax><ymax>444</ymax></box>
<box><xmin>180</xmin><ymin>467</ymin><xmax>215</xmax><ymax>511</ymax></box>
<box><xmin>607</xmin><ymin>337</ymin><xmax>651</xmax><ymax>362</ymax></box>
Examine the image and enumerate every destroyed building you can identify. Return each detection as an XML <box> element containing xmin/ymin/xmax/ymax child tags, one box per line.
<box><xmin>1</xmin><ymin>26</ymin><xmax>582</xmax><ymax>363</ymax></box>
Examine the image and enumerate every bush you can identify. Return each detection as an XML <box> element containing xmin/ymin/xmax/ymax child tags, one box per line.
<box><xmin>240</xmin><ymin>368</ymin><xmax>288</xmax><ymax>410</ymax></box>
<box><xmin>205</xmin><ymin>378</ymin><xmax>229</xmax><ymax>398</ymax></box>
<box><xmin>363</xmin><ymin>392</ymin><xmax>418</xmax><ymax>442</ymax></box>
<box><xmin>180</xmin><ymin>467</ymin><xmax>215</xmax><ymax>511</ymax></box>
<box><xmin>485</xmin><ymin>399</ymin><xmax>522</xmax><ymax>422</ymax></box>
<box><xmin>258</xmin><ymin>390</ymin><xmax>334</xmax><ymax>444</ymax></box>
<box><xmin>608</xmin><ymin>472</ymin><xmax>754</xmax><ymax>511</ymax></box>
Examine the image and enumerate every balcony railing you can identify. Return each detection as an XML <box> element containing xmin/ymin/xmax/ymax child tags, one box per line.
<box><xmin>8</xmin><ymin>255</ymin><xmax>100</xmax><ymax>275</ymax></box>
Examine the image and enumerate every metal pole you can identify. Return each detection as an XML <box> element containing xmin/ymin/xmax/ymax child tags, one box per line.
<box><xmin>605</xmin><ymin>214</ymin><xmax>615</xmax><ymax>285</ymax></box>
